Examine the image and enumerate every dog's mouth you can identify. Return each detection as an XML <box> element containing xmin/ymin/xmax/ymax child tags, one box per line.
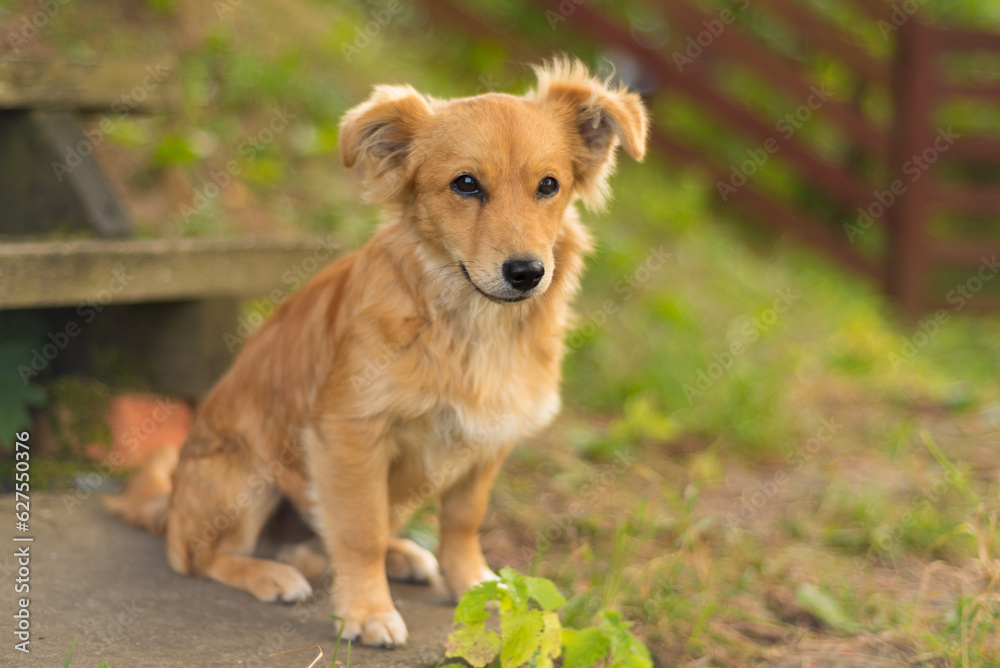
<box><xmin>459</xmin><ymin>263</ymin><xmax>531</xmax><ymax>304</ymax></box>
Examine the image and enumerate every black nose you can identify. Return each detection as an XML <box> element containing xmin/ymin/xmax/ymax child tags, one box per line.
<box><xmin>502</xmin><ymin>258</ymin><xmax>545</xmax><ymax>292</ymax></box>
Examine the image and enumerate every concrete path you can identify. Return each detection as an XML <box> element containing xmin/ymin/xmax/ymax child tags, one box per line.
<box><xmin>0</xmin><ymin>493</ymin><xmax>455</xmax><ymax>668</ymax></box>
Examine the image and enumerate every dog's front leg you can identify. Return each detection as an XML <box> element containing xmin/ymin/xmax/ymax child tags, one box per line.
<box><xmin>438</xmin><ymin>450</ymin><xmax>509</xmax><ymax>599</ymax></box>
<box><xmin>310</xmin><ymin>419</ymin><xmax>407</xmax><ymax>648</ymax></box>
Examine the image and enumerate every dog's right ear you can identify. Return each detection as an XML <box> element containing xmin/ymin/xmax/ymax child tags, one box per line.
<box><xmin>339</xmin><ymin>85</ymin><xmax>432</xmax><ymax>201</ymax></box>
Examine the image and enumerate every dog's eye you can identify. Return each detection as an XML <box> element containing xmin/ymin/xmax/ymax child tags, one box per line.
<box><xmin>452</xmin><ymin>175</ymin><xmax>481</xmax><ymax>196</ymax></box>
<box><xmin>537</xmin><ymin>177</ymin><xmax>559</xmax><ymax>198</ymax></box>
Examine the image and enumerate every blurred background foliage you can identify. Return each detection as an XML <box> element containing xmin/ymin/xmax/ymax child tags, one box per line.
<box><xmin>5</xmin><ymin>0</ymin><xmax>995</xmax><ymax>457</ymax></box>
<box><xmin>0</xmin><ymin>0</ymin><xmax>997</xmax><ymax>457</ymax></box>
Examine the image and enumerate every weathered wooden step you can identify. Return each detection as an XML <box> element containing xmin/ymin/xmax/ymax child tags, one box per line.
<box><xmin>0</xmin><ymin>59</ymin><xmax>180</xmax><ymax>112</ymax></box>
<box><xmin>0</xmin><ymin>236</ymin><xmax>340</xmax><ymax>309</ymax></box>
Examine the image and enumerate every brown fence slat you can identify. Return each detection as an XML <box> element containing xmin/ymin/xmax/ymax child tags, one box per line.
<box><xmin>886</xmin><ymin>19</ymin><xmax>938</xmax><ymax>316</ymax></box>
<box><xmin>934</xmin><ymin>27</ymin><xmax>1000</xmax><ymax>51</ymax></box>
<box><xmin>927</xmin><ymin>296</ymin><xmax>1000</xmax><ymax>312</ymax></box>
<box><xmin>940</xmin><ymin>82</ymin><xmax>1000</xmax><ymax>103</ymax></box>
<box><xmin>844</xmin><ymin>0</ymin><xmax>894</xmax><ymax>24</ymax></box>
<box><xmin>650</xmin><ymin>0</ymin><xmax>888</xmax><ymax>162</ymax></box>
<box><xmin>750</xmin><ymin>0</ymin><xmax>889</xmax><ymax>87</ymax></box>
<box><xmin>947</xmin><ymin>136</ymin><xmax>1000</xmax><ymax>163</ymax></box>
<box><xmin>934</xmin><ymin>186</ymin><xmax>1000</xmax><ymax>217</ymax></box>
<box><xmin>650</xmin><ymin>130</ymin><xmax>878</xmax><ymax>281</ymax></box>
<box><xmin>931</xmin><ymin>242</ymin><xmax>1000</xmax><ymax>267</ymax></box>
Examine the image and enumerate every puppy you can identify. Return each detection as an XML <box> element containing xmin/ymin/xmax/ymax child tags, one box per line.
<box><xmin>108</xmin><ymin>57</ymin><xmax>648</xmax><ymax>647</ymax></box>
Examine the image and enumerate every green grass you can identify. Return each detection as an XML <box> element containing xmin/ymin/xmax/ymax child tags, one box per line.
<box><xmin>58</xmin><ymin>638</ymin><xmax>110</xmax><ymax>668</ymax></box>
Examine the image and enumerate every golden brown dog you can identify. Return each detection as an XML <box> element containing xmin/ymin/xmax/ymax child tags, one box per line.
<box><xmin>107</xmin><ymin>57</ymin><xmax>648</xmax><ymax>647</ymax></box>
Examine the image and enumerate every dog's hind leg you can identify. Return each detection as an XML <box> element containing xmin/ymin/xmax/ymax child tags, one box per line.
<box><xmin>276</xmin><ymin>536</ymin><xmax>329</xmax><ymax>580</ymax></box>
<box><xmin>386</xmin><ymin>537</ymin><xmax>440</xmax><ymax>584</ymax></box>
<box><xmin>165</xmin><ymin>446</ymin><xmax>313</xmax><ymax>603</ymax></box>
<box><xmin>202</xmin><ymin>552</ymin><xmax>313</xmax><ymax>603</ymax></box>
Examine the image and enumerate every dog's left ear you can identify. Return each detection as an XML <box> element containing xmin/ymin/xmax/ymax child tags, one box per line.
<box><xmin>534</xmin><ymin>58</ymin><xmax>649</xmax><ymax>209</ymax></box>
<box><xmin>340</xmin><ymin>84</ymin><xmax>433</xmax><ymax>202</ymax></box>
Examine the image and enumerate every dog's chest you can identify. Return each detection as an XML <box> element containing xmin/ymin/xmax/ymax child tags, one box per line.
<box><xmin>387</xmin><ymin>314</ymin><xmax>563</xmax><ymax>454</ymax></box>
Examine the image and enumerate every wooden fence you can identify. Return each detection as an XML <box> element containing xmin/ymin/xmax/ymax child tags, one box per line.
<box><xmin>422</xmin><ymin>0</ymin><xmax>1000</xmax><ymax>316</ymax></box>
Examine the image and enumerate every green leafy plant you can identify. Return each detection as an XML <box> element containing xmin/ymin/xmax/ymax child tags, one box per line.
<box><xmin>442</xmin><ymin>568</ymin><xmax>651</xmax><ymax>668</ymax></box>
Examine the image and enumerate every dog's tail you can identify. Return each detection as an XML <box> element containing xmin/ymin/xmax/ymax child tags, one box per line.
<box><xmin>102</xmin><ymin>446</ymin><xmax>179</xmax><ymax>536</ymax></box>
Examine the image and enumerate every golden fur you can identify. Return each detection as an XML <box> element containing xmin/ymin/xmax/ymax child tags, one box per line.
<box><xmin>107</xmin><ymin>57</ymin><xmax>648</xmax><ymax>647</ymax></box>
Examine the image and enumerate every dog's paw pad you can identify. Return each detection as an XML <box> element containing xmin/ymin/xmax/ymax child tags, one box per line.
<box><xmin>447</xmin><ymin>566</ymin><xmax>499</xmax><ymax>600</ymax></box>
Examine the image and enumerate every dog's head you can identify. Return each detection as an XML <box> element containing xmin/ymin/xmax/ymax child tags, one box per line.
<box><xmin>340</xmin><ymin>58</ymin><xmax>648</xmax><ymax>303</ymax></box>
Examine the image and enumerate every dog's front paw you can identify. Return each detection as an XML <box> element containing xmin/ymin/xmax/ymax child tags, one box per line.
<box><xmin>334</xmin><ymin>608</ymin><xmax>408</xmax><ymax>648</ymax></box>
<box><xmin>446</xmin><ymin>565</ymin><xmax>498</xmax><ymax>600</ymax></box>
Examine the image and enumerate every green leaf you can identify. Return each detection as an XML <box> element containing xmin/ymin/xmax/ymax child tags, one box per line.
<box><xmin>524</xmin><ymin>576</ymin><xmax>567</xmax><ymax>611</ymax></box>
<box><xmin>455</xmin><ymin>579</ymin><xmax>502</xmax><ymax>625</ymax></box>
<box><xmin>600</xmin><ymin>609</ymin><xmax>624</xmax><ymax>627</ymax></box>
<box><xmin>500</xmin><ymin>607</ymin><xmax>543</xmax><ymax>668</ymax></box>
<box><xmin>152</xmin><ymin>133</ymin><xmax>199</xmax><ymax>168</ymax></box>
<box><xmin>614</xmin><ymin>652</ymin><xmax>653</xmax><ymax>668</ymax></box>
<box><xmin>445</xmin><ymin>621</ymin><xmax>501</xmax><ymax>668</ymax></box>
<box><xmin>535</xmin><ymin>610</ymin><xmax>562</xmax><ymax>668</ymax></box>
<box><xmin>795</xmin><ymin>584</ymin><xmax>860</xmax><ymax>633</ymax></box>
<box><xmin>499</xmin><ymin>567</ymin><xmax>529</xmax><ymax>611</ymax></box>
<box><xmin>598</xmin><ymin>609</ymin><xmax>650</xmax><ymax>668</ymax></box>
<box><xmin>563</xmin><ymin>627</ymin><xmax>611</xmax><ymax>668</ymax></box>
